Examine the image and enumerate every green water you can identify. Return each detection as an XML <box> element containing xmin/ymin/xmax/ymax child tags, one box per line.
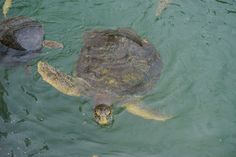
<box><xmin>0</xmin><ymin>0</ymin><xmax>236</xmax><ymax>157</ymax></box>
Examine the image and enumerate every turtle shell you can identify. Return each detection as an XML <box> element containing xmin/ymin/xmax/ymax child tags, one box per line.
<box><xmin>0</xmin><ymin>17</ymin><xmax>44</xmax><ymax>66</ymax></box>
<box><xmin>76</xmin><ymin>29</ymin><xmax>162</xmax><ymax>96</ymax></box>
<box><xmin>0</xmin><ymin>16</ymin><xmax>44</xmax><ymax>51</ymax></box>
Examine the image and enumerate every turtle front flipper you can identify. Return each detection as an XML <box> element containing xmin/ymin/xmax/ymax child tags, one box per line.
<box><xmin>123</xmin><ymin>101</ymin><xmax>172</xmax><ymax>121</ymax></box>
<box><xmin>43</xmin><ymin>40</ymin><xmax>64</xmax><ymax>49</ymax></box>
<box><xmin>37</xmin><ymin>61</ymin><xmax>92</xmax><ymax>97</ymax></box>
<box><xmin>3</xmin><ymin>0</ymin><xmax>12</xmax><ymax>18</ymax></box>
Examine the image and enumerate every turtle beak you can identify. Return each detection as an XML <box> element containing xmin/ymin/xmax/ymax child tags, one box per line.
<box><xmin>98</xmin><ymin>115</ymin><xmax>109</xmax><ymax>125</ymax></box>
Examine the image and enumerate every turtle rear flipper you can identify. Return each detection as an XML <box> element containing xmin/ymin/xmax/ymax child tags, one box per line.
<box><xmin>37</xmin><ymin>61</ymin><xmax>92</xmax><ymax>97</ymax></box>
<box><xmin>123</xmin><ymin>101</ymin><xmax>172</xmax><ymax>121</ymax></box>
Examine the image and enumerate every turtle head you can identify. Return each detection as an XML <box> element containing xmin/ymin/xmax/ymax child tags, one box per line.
<box><xmin>94</xmin><ymin>104</ymin><xmax>113</xmax><ymax>125</ymax></box>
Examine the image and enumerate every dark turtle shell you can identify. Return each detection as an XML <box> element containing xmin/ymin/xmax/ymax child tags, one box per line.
<box><xmin>76</xmin><ymin>29</ymin><xmax>162</xmax><ymax>96</ymax></box>
<box><xmin>0</xmin><ymin>17</ymin><xmax>44</xmax><ymax>65</ymax></box>
<box><xmin>0</xmin><ymin>16</ymin><xmax>44</xmax><ymax>51</ymax></box>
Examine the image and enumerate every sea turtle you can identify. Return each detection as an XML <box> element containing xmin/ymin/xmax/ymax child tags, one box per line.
<box><xmin>0</xmin><ymin>16</ymin><xmax>63</xmax><ymax>66</ymax></box>
<box><xmin>37</xmin><ymin>28</ymin><xmax>172</xmax><ymax>125</ymax></box>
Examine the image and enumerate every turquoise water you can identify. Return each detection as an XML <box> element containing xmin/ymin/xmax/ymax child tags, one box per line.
<box><xmin>1</xmin><ymin>0</ymin><xmax>236</xmax><ymax>157</ymax></box>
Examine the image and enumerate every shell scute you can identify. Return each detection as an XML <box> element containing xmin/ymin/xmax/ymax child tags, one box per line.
<box><xmin>76</xmin><ymin>29</ymin><xmax>162</xmax><ymax>96</ymax></box>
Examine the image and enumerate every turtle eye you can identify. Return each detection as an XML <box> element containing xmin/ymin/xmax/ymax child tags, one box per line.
<box><xmin>105</xmin><ymin>109</ymin><xmax>111</xmax><ymax>115</ymax></box>
<box><xmin>96</xmin><ymin>110</ymin><xmax>101</xmax><ymax>115</ymax></box>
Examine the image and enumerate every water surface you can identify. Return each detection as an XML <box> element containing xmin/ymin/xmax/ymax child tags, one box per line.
<box><xmin>0</xmin><ymin>0</ymin><xmax>236</xmax><ymax>157</ymax></box>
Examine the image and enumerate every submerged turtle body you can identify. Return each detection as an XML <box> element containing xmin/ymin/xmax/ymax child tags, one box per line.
<box><xmin>38</xmin><ymin>28</ymin><xmax>171</xmax><ymax>125</ymax></box>
<box><xmin>0</xmin><ymin>17</ymin><xmax>63</xmax><ymax>66</ymax></box>
<box><xmin>0</xmin><ymin>16</ymin><xmax>44</xmax><ymax>51</ymax></box>
<box><xmin>0</xmin><ymin>17</ymin><xmax>43</xmax><ymax>65</ymax></box>
<box><xmin>76</xmin><ymin>29</ymin><xmax>162</xmax><ymax>97</ymax></box>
